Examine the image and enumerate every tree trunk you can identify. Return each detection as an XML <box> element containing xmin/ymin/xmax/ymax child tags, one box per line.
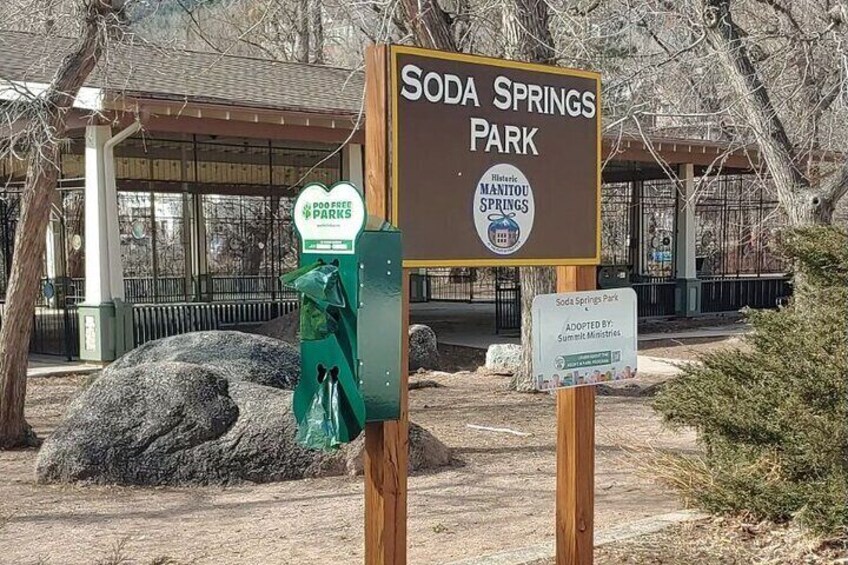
<box><xmin>503</xmin><ymin>0</ymin><xmax>556</xmax><ymax>390</ymax></box>
<box><xmin>295</xmin><ymin>0</ymin><xmax>310</xmax><ymax>63</ymax></box>
<box><xmin>397</xmin><ymin>0</ymin><xmax>457</xmax><ymax>51</ymax></box>
<box><xmin>0</xmin><ymin>1</ymin><xmax>118</xmax><ymax>449</ymax></box>
<box><xmin>501</xmin><ymin>0</ymin><xmax>555</xmax><ymax>64</ymax></box>
<box><xmin>0</xmin><ymin>150</ymin><xmax>61</xmax><ymax>448</ymax></box>
<box><xmin>308</xmin><ymin>0</ymin><xmax>323</xmax><ymax>64</ymax></box>
<box><xmin>512</xmin><ymin>266</ymin><xmax>555</xmax><ymax>391</ymax></box>
<box><xmin>698</xmin><ymin>0</ymin><xmax>848</xmax><ymax>313</ymax></box>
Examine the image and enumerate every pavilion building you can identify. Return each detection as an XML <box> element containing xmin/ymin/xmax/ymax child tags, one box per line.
<box><xmin>0</xmin><ymin>31</ymin><xmax>790</xmax><ymax>362</ymax></box>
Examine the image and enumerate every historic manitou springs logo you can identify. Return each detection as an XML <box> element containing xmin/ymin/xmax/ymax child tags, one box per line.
<box><xmin>473</xmin><ymin>164</ymin><xmax>535</xmax><ymax>255</ymax></box>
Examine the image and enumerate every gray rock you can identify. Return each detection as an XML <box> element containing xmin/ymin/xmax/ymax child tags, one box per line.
<box><xmin>252</xmin><ymin>310</ymin><xmax>300</xmax><ymax>345</ymax></box>
<box><xmin>485</xmin><ymin>343</ymin><xmax>522</xmax><ymax>374</ymax></box>
<box><xmin>38</xmin><ymin>362</ymin><xmax>342</xmax><ymax>485</ymax></box>
<box><xmin>36</xmin><ymin>362</ymin><xmax>338</xmax><ymax>485</ymax></box>
<box><xmin>37</xmin><ymin>362</ymin><xmax>451</xmax><ymax>486</ymax></box>
<box><xmin>409</xmin><ymin>324</ymin><xmax>440</xmax><ymax>371</ymax></box>
<box><xmin>342</xmin><ymin>422</ymin><xmax>452</xmax><ymax>476</ymax></box>
<box><xmin>109</xmin><ymin>331</ymin><xmax>300</xmax><ymax>390</ymax></box>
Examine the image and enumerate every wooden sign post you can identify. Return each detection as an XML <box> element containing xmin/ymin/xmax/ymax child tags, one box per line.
<box><xmin>556</xmin><ymin>266</ymin><xmax>597</xmax><ymax>565</ymax></box>
<box><xmin>363</xmin><ymin>45</ymin><xmax>409</xmax><ymax>565</ymax></box>
<box><xmin>363</xmin><ymin>44</ymin><xmax>601</xmax><ymax>565</ymax></box>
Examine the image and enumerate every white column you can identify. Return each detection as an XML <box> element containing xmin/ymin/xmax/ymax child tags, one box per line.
<box><xmin>630</xmin><ymin>180</ymin><xmax>644</xmax><ymax>275</ymax></box>
<box><xmin>342</xmin><ymin>143</ymin><xmax>364</xmax><ymax>191</ymax></box>
<box><xmin>181</xmin><ymin>143</ymin><xmax>193</xmax><ymax>300</ymax></box>
<box><xmin>45</xmin><ymin>189</ymin><xmax>65</xmax><ymax>281</ymax></box>
<box><xmin>190</xmin><ymin>193</ymin><xmax>209</xmax><ymax>300</ymax></box>
<box><xmin>675</xmin><ymin>163</ymin><xmax>697</xmax><ymax>280</ymax></box>
<box><xmin>45</xmin><ymin>226</ymin><xmax>57</xmax><ymax>279</ymax></box>
<box><xmin>83</xmin><ymin>124</ymin><xmax>113</xmax><ymax>304</ymax></box>
<box><xmin>104</xmin><ymin>147</ymin><xmax>124</xmax><ymax>302</ymax></box>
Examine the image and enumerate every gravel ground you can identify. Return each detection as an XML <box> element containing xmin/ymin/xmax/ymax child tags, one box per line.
<box><xmin>0</xmin><ymin>364</ymin><xmax>696</xmax><ymax>565</ymax></box>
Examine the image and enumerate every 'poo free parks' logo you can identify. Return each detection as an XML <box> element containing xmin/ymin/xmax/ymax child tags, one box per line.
<box><xmin>293</xmin><ymin>182</ymin><xmax>365</xmax><ymax>255</ymax></box>
<box><xmin>473</xmin><ymin>163</ymin><xmax>535</xmax><ymax>255</ymax></box>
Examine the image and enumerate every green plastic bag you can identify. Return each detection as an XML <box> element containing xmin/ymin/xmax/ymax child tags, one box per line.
<box><xmin>281</xmin><ymin>263</ymin><xmax>346</xmax><ymax>341</ymax></box>
<box><xmin>299</xmin><ymin>297</ymin><xmax>338</xmax><ymax>340</ymax></box>
<box><xmin>295</xmin><ymin>373</ymin><xmax>343</xmax><ymax>451</ymax></box>
<box><xmin>281</xmin><ymin>263</ymin><xmax>345</xmax><ymax>307</ymax></box>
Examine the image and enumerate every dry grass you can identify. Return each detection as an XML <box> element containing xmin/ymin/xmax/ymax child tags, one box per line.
<box><xmin>595</xmin><ymin>518</ymin><xmax>847</xmax><ymax>564</ymax></box>
<box><xmin>529</xmin><ymin>518</ymin><xmax>846</xmax><ymax>565</ymax></box>
<box><xmin>93</xmin><ymin>538</ymin><xmax>131</xmax><ymax>565</ymax></box>
<box><xmin>0</xmin><ymin>510</ymin><xmax>15</xmax><ymax>532</ymax></box>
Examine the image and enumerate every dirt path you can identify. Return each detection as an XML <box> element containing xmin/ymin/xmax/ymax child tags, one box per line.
<box><xmin>0</xmin><ymin>371</ymin><xmax>695</xmax><ymax>565</ymax></box>
<box><xmin>639</xmin><ymin>336</ymin><xmax>746</xmax><ymax>361</ymax></box>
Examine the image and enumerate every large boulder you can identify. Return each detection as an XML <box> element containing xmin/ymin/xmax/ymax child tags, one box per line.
<box><xmin>36</xmin><ymin>362</ymin><xmax>344</xmax><ymax>485</ymax></box>
<box><xmin>109</xmin><ymin>331</ymin><xmax>300</xmax><ymax>390</ymax></box>
<box><xmin>485</xmin><ymin>343</ymin><xmax>522</xmax><ymax>374</ymax></box>
<box><xmin>37</xmin><ymin>362</ymin><xmax>452</xmax><ymax>485</ymax></box>
<box><xmin>253</xmin><ymin>310</ymin><xmax>300</xmax><ymax>345</ymax></box>
<box><xmin>409</xmin><ymin>324</ymin><xmax>440</xmax><ymax>371</ymax></box>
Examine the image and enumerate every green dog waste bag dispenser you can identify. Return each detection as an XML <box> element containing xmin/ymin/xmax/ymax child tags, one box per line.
<box><xmin>283</xmin><ymin>181</ymin><xmax>403</xmax><ymax>451</ymax></box>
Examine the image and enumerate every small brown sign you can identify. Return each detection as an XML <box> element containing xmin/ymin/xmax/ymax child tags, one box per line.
<box><xmin>390</xmin><ymin>46</ymin><xmax>601</xmax><ymax>267</ymax></box>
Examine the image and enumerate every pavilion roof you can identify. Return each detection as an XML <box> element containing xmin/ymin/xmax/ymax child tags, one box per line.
<box><xmin>0</xmin><ymin>30</ymin><xmax>364</xmax><ymax>119</ymax></box>
<box><xmin>0</xmin><ymin>30</ymin><xmax>777</xmax><ymax>172</ymax></box>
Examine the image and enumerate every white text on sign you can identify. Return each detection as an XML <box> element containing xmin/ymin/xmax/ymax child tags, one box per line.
<box><xmin>399</xmin><ymin>65</ymin><xmax>596</xmax><ymax>157</ymax></box>
<box><xmin>532</xmin><ymin>289</ymin><xmax>638</xmax><ymax>390</ymax></box>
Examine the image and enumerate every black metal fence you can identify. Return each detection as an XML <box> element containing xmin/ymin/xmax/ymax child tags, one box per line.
<box><xmin>124</xmin><ymin>276</ymin><xmax>192</xmax><ymax>303</ymax></box>
<box><xmin>701</xmin><ymin>276</ymin><xmax>792</xmax><ymax>313</ymax></box>
<box><xmin>0</xmin><ymin>168</ymin><xmax>797</xmax><ymax>358</ymax></box>
<box><xmin>488</xmin><ymin>270</ymin><xmax>792</xmax><ymax>327</ymax></box>
<box><xmin>631</xmin><ymin>278</ymin><xmax>677</xmax><ymax>318</ymax></box>
<box><xmin>0</xmin><ymin>273</ymin><xmax>301</xmax><ymax>357</ymax></box>
<box><xmin>133</xmin><ymin>299</ymin><xmax>298</xmax><ymax>347</ymax></box>
<box><xmin>0</xmin><ymin>277</ymin><xmax>80</xmax><ymax>360</ymax></box>
<box><xmin>423</xmin><ymin>268</ymin><xmax>496</xmax><ymax>302</ymax></box>
<box><xmin>696</xmin><ymin>176</ymin><xmax>787</xmax><ymax>277</ymax></box>
<box><xmin>210</xmin><ymin>275</ymin><xmax>297</xmax><ymax>301</ymax></box>
<box><xmin>123</xmin><ymin>275</ymin><xmax>299</xmax><ymax>303</ymax></box>
<box><xmin>494</xmin><ymin>268</ymin><xmax>521</xmax><ymax>334</ymax></box>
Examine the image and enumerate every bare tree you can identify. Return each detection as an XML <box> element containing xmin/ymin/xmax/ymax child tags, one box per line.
<box><xmin>0</xmin><ymin>0</ymin><xmax>128</xmax><ymax>449</ymax></box>
<box><xmin>292</xmin><ymin>0</ymin><xmax>326</xmax><ymax>63</ymax></box>
<box><xmin>497</xmin><ymin>0</ymin><xmax>558</xmax><ymax>391</ymax></box>
<box><xmin>397</xmin><ymin>0</ymin><xmax>457</xmax><ymax>50</ymax></box>
<box><xmin>375</xmin><ymin>0</ymin><xmax>557</xmax><ymax>390</ymax></box>
<box><xmin>698</xmin><ymin>0</ymin><xmax>848</xmax><ymax>225</ymax></box>
<box><xmin>306</xmin><ymin>0</ymin><xmax>324</xmax><ymax>63</ymax></box>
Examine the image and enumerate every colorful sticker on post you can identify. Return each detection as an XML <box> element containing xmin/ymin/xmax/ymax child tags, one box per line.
<box><xmin>293</xmin><ymin>182</ymin><xmax>366</xmax><ymax>254</ymax></box>
<box><xmin>531</xmin><ymin>288</ymin><xmax>638</xmax><ymax>390</ymax></box>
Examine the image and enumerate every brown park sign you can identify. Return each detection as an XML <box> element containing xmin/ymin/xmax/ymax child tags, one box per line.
<box><xmin>389</xmin><ymin>46</ymin><xmax>601</xmax><ymax>267</ymax></box>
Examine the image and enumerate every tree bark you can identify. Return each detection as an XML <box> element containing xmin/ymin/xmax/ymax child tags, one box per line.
<box><xmin>295</xmin><ymin>0</ymin><xmax>310</xmax><ymax>63</ymax></box>
<box><xmin>0</xmin><ymin>1</ymin><xmax>119</xmax><ymax>449</ymax></box>
<box><xmin>513</xmin><ymin>266</ymin><xmax>555</xmax><ymax>391</ymax></box>
<box><xmin>397</xmin><ymin>0</ymin><xmax>457</xmax><ymax>51</ymax></box>
<box><xmin>308</xmin><ymin>0</ymin><xmax>323</xmax><ymax>64</ymax></box>
<box><xmin>501</xmin><ymin>0</ymin><xmax>555</xmax><ymax>64</ymax></box>
<box><xmin>503</xmin><ymin>0</ymin><xmax>556</xmax><ymax>390</ymax></box>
